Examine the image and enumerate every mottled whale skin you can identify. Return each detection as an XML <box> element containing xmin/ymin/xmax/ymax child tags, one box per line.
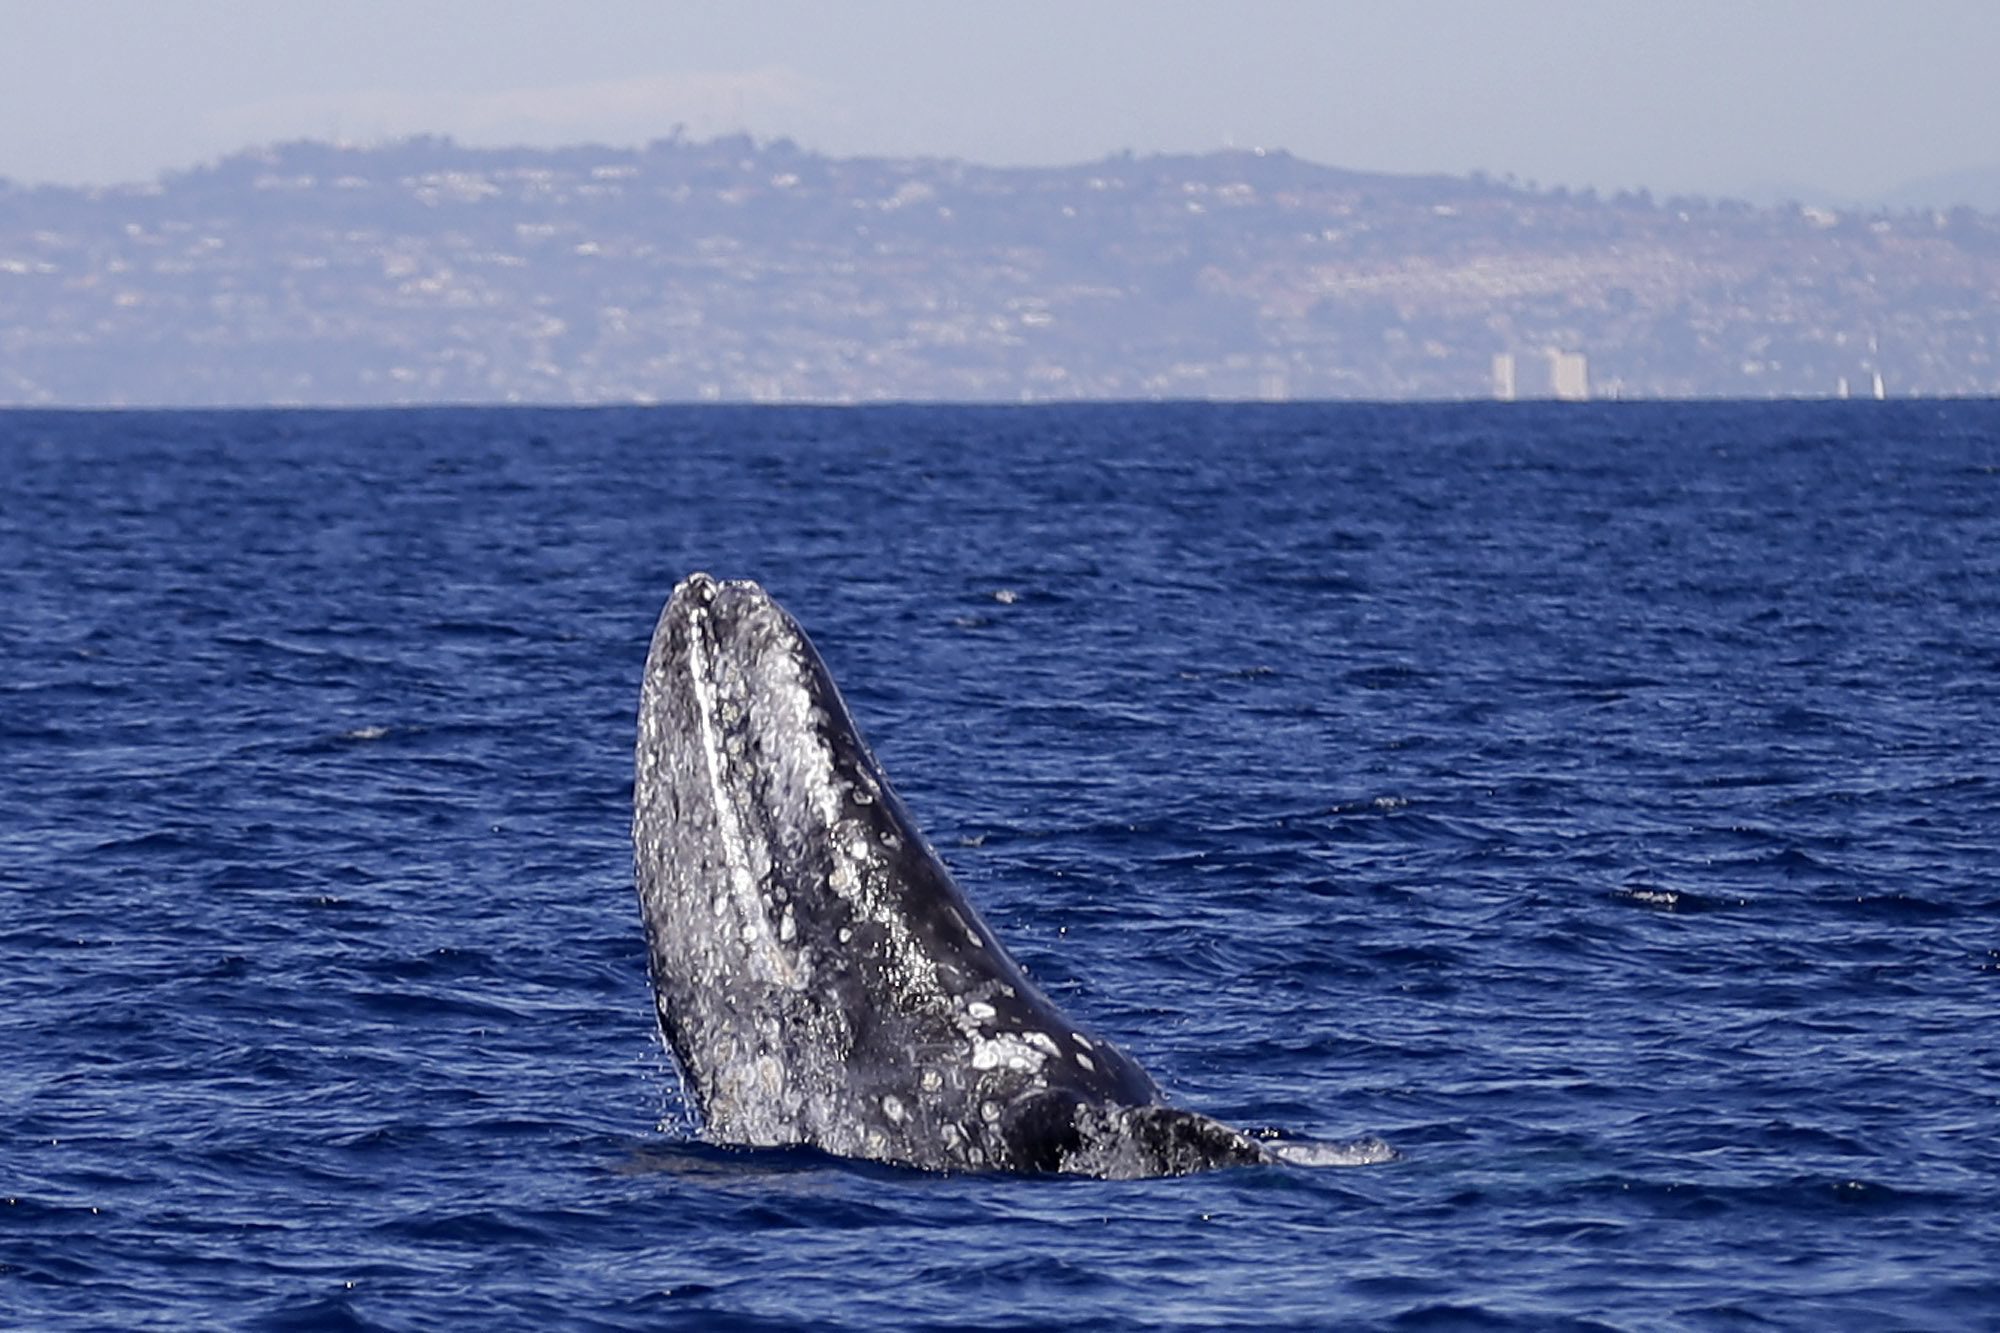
<box><xmin>633</xmin><ymin>573</ymin><xmax>1382</xmax><ymax>1177</ymax></box>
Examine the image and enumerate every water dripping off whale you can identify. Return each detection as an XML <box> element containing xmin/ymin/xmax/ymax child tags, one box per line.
<box><xmin>631</xmin><ymin>572</ymin><xmax>1393</xmax><ymax>1177</ymax></box>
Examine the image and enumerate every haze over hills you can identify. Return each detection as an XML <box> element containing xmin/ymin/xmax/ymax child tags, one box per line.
<box><xmin>1734</xmin><ymin>162</ymin><xmax>2000</xmax><ymax>215</ymax></box>
<box><xmin>3</xmin><ymin>134</ymin><xmax>1998</xmax><ymax>406</ymax></box>
<box><xmin>1874</xmin><ymin>163</ymin><xmax>2000</xmax><ymax>215</ymax></box>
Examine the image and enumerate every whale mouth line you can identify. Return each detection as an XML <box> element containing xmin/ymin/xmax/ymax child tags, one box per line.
<box><xmin>632</xmin><ymin>573</ymin><xmax>1392</xmax><ymax>1178</ymax></box>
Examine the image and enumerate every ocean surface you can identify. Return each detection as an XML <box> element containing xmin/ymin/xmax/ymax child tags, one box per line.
<box><xmin>3</xmin><ymin>401</ymin><xmax>1997</xmax><ymax>1331</ymax></box>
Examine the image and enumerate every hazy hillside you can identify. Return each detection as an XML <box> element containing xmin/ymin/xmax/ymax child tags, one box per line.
<box><xmin>3</xmin><ymin>135</ymin><xmax>1998</xmax><ymax>404</ymax></box>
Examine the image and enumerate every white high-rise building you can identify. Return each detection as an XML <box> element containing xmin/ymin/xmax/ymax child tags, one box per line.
<box><xmin>1549</xmin><ymin>350</ymin><xmax>1590</xmax><ymax>401</ymax></box>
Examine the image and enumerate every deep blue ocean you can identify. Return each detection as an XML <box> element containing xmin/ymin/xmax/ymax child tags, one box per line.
<box><xmin>3</xmin><ymin>402</ymin><xmax>1997</xmax><ymax>1330</ymax></box>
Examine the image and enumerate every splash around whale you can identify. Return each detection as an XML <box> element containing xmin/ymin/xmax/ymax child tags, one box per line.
<box><xmin>632</xmin><ymin>572</ymin><xmax>1393</xmax><ymax>1177</ymax></box>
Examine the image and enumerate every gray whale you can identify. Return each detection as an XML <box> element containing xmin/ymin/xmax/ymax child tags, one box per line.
<box><xmin>632</xmin><ymin>572</ymin><xmax>1390</xmax><ymax>1177</ymax></box>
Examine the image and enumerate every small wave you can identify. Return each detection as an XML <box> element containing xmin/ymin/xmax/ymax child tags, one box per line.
<box><xmin>425</xmin><ymin>618</ymin><xmax>531</xmax><ymax>640</ymax></box>
<box><xmin>1588</xmin><ymin>1173</ymin><xmax>1951</xmax><ymax>1217</ymax></box>
<box><xmin>1263</xmin><ymin>1134</ymin><xmax>1399</xmax><ymax>1168</ymax></box>
<box><xmin>1837</xmin><ymin>891</ymin><xmax>1955</xmax><ymax>921</ymax></box>
<box><xmin>87</xmin><ymin>829</ymin><xmax>203</xmax><ymax>858</ymax></box>
<box><xmin>1611</xmin><ymin>886</ymin><xmax>1749</xmax><ymax>913</ymax></box>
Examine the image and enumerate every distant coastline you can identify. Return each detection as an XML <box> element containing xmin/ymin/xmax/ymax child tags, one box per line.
<box><xmin>3</xmin><ymin>135</ymin><xmax>1997</xmax><ymax>406</ymax></box>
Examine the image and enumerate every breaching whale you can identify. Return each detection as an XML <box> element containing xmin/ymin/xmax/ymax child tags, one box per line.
<box><xmin>632</xmin><ymin>572</ymin><xmax>1391</xmax><ymax>1177</ymax></box>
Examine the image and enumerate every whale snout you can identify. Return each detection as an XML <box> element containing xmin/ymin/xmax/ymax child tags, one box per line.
<box><xmin>674</xmin><ymin>570</ymin><xmax>720</xmax><ymax>607</ymax></box>
<box><xmin>652</xmin><ymin>573</ymin><xmax>822</xmax><ymax>732</ymax></box>
<box><xmin>663</xmin><ymin>572</ymin><xmax>789</xmax><ymax>658</ymax></box>
<box><xmin>668</xmin><ymin>571</ymin><xmax>785</xmax><ymax>631</ymax></box>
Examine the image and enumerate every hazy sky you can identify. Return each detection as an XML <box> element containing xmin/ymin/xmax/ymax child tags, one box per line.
<box><xmin>3</xmin><ymin>0</ymin><xmax>1996</xmax><ymax>204</ymax></box>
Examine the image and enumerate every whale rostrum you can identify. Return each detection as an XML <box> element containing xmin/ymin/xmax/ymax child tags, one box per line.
<box><xmin>632</xmin><ymin>572</ymin><xmax>1390</xmax><ymax>1177</ymax></box>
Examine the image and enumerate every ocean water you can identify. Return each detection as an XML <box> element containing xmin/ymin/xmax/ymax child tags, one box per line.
<box><xmin>2</xmin><ymin>401</ymin><xmax>1997</xmax><ymax>1330</ymax></box>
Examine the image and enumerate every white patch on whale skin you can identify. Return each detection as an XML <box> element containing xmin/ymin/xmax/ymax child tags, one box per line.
<box><xmin>1023</xmin><ymin>1032</ymin><xmax>1061</xmax><ymax>1057</ymax></box>
<box><xmin>970</xmin><ymin>1031</ymin><xmax>1051</xmax><ymax>1074</ymax></box>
